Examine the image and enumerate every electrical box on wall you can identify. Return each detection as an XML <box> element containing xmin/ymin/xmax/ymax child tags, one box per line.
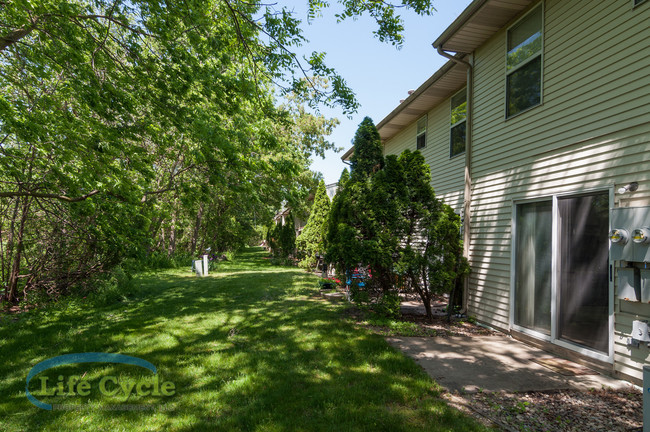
<box><xmin>618</xmin><ymin>268</ymin><xmax>641</xmax><ymax>301</ymax></box>
<box><xmin>613</xmin><ymin>207</ymin><xmax>650</xmax><ymax>349</ymax></box>
<box><xmin>610</xmin><ymin>206</ymin><xmax>650</xmax><ymax>262</ymax></box>
<box><xmin>641</xmin><ymin>269</ymin><xmax>650</xmax><ymax>303</ymax></box>
<box><xmin>632</xmin><ymin>320</ymin><xmax>650</xmax><ymax>343</ymax></box>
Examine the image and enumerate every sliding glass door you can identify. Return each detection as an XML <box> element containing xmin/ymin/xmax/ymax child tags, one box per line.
<box><xmin>513</xmin><ymin>191</ymin><xmax>610</xmax><ymax>355</ymax></box>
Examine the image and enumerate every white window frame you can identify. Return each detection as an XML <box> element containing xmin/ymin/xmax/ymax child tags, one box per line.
<box><xmin>416</xmin><ymin>115</ymin><xmax>427</xmax><ymax>150</ymax></box>
<box><xmin>449</xmin><ymin>88</ymin><xmax>467</xmax><ymax>158</ymax></box>
<box><xmin>505</xmin><ymin>2</ymin><xmax>544</xmax><ymax>119</ymax></box>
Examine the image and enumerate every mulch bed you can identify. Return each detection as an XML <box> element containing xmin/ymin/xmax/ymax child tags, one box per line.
<box><xmin>468</xmin><ymin>388</ymin><xmax>642</xmax><ymax>431</ymax></box>
<box><xmin>399</xmin><ymin>312</ymin><xmax>499</xmax><ymax>337</ymax></box>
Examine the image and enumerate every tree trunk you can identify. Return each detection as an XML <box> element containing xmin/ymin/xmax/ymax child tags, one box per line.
<box><xmin>447</xmin><ymin>277</ymin><xmax>463</xmax><ymax>323</ymax></box>
<box><xmin>149</xmin><ymin>215</ymin><xmax>164</xmax><ymax>246</ymax></box>
<box><xmin>159</xmin><ymin>226</ymin><xmax>166</xmax><ymax>252</ymax></box>
<box><xmin>190</xmin><ymin>203</ymin><xmax>204</xmax><ymax>255</ymax></box>
<box><xmin>1</xmin><ymin>199</ymin><xmax>21</xmax><ymax>285</ymax></box>
<box><xmin>168</xmin><ymin>212</ymin><xmax>177</xmax><ymax>256</ymax></box>
<box><xmin>423</xmin><ymin>297</ymin><xmax>433</xmax><ymax>320</ymax></box>
<box><xmin>411</xmin><ymin>270</ymin><xmax>433</xmax><ymax>320</ymax></box>
<box><xmin>5</xmin><ymin>197</ymin><xmax>31</xmax><ymax>304</ymax></box>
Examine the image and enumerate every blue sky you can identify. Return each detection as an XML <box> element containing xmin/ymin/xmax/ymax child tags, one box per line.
<box><xmin>282</xmin><ymin>0</ymin><xmax>473</xmax><ymax>184</ymax></box>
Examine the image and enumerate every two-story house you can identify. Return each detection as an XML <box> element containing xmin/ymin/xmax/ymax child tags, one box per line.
<box><xmin>372</xmin><ymin>0</ymin><xmax>650</xmax><ymax>384</ymax></box>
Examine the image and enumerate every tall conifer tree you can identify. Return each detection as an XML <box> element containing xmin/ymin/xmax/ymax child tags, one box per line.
<box><xmin>297</xmin><ymin>180</ymin><xmax>331</xmax><ymax>269</ymax></box>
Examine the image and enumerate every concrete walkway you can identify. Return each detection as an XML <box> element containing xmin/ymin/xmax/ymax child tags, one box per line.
<box><xmin>387</xmin><ymin>335</ymin><xmax>634</xmax><ymax>394</ymax></box>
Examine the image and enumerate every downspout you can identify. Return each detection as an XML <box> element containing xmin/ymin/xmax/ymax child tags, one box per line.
<box><xmin>434</xmin><ymin>45</ymin><xmax>473</xmax><ymax>314</ymax></box>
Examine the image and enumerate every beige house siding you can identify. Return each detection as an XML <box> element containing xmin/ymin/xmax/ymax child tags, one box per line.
<box><xmin>382</xmin><ymin>97</ymin><xmax>466</xmax><ymax>213</ymax></box>
<box><xmin>468</xmin><ymin>0</ymin><xmax>650</xmax><ymax>381</ymax></box>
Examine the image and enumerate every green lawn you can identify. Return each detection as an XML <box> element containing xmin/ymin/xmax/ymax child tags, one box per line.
<box><xmin>0</xmin><ymin>248</ymin><xmax>491</xmax><ymax>431</ymax></box>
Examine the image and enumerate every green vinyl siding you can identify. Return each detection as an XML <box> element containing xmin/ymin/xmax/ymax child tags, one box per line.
<box><xmin>467</xmin><ymin>0</ymin><xmax>650</xmax><ymax>381</ymax></box>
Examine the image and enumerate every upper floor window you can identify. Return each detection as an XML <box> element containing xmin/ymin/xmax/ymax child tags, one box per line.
<box><xmin>506</xmin><ymin>4</ymin><xmax>543</xmax><ymax>118</ymax></box>
<box><xmin>450</xmin><ymin>89</ymin><xmax>466</xmax><ymax>158</ymax></box>
<box><xmin>634</xmin><ymin>0</ymin><xmax>647</xmax><ymax>6</ymax></box>
<box><xmin>416</xmin><ymin>116</ymin><xmax>427</xmax><ymax>150</ymax></box>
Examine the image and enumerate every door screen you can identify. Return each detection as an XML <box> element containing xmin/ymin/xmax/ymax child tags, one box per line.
<box><xmin>557</xmin><ymin>193</ymin><xmax>609</xmax><ymax>353</ymax></box>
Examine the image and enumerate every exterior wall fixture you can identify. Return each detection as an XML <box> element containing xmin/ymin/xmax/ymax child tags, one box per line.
<box><xmin>617</xmin><ymin>182</ymin><xmax>639</xmax><ymax>194</ymax></box>
<box><xmin>632</xmin><ymin>228</ymin><xmax>650</xmax><ymax>245</ymax></box>
<box><xmin>609</xmin><ymin>228</ymin><xmax>630</xmax><ymax>245</ymax></box>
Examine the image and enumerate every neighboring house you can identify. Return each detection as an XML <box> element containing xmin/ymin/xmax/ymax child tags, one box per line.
<box><xmin>325</xmin><ymin>182</ymin><xmax>338</xmax><ymax>201</ymax></box>
<box><xmin>350</xmin><ymin>0</ymin><xmax>649</xmax><ymax>384</ymax></box>
<box><xmin>273</xmin><ymin>206</ymin><xmax>306</xmax><ymax>236</ymax></box>
<box><xmin>273</xmin><ymin>183</ymin><xmax>338</xmax><ymax>236</ymax></box>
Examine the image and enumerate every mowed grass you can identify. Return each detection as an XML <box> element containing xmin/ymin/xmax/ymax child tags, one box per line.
<box><xmin>0</xmin><ymin>248</ymin><xmax>492</xmax><ymax>431</ymax></box>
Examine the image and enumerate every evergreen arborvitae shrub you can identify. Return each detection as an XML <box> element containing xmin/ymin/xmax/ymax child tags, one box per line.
<box><xmin>278</xmin><ymin>214</ymin><xmax>296</xmax><ymax>259</ymax></box>
<box><xmin>349</xmin><ymin>116</ymin><xmax>384</xmax><ymax>180</ymax></box>
<box><xmin>297</xmin><ymin>180</ymin><xmax>330</xmax><ymax>269</ymax></box>
<box><xmin>326</xmin><ymin>120</ymin><xmax>468</xmax><ymax>319</ymax></box>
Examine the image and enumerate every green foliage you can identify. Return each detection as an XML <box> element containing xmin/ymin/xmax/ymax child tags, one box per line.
<box><xmin>91</xmin><ymin>265</ymin><xmax>135</xmax><ymax>307</ymax></box>
<box><xmin>267</xmin><ymin>215</ymin><xmax>296</xmax><ymax>260</ymax></box>
<box><xmin>309</xmin><ymin>0</ymin><xmax>436</xmax><ymax>47</ymax></box>
<box><xmin>328</xmin><ymin>141</ymin><xmax>468</xmax><ymax>319</ymax></box>
<box><xmin>0</xmin><ymin>1</ymin><xmax>338</xmax><ymax>305</ymax></box>
<box><xmin>296</xmin><ymin>180</ymin><xmax>331</xmax><ymax>269</ymax></box>
<box><xmin>349</xmin><ymin>117</ymin><xmax>385</xmax><ymax>180</ymax></box>
<box><xmin>279</xmin><ymin>216</ymin><xmax>296</xmax><ymax>259</ymax></box>
<box><xmin>338</xmin><ymin>168</ymin><xmax>350</xmax><ymax>189</ymax></box>
<box><xmin>396</xmin><ymin>150</ymin><xmax>469</xmax><ymax>319</ymax></box>
<box><xmin>327</xmin><ymin>119</ymin><xmax>399</xmax><ymax>295</ymax></box>
<box><xmin>0</xmin><ymin>0</ymin><xmax>440</xmax><ymax>306</ymax></box>
<box><xmin>373</xmin><ymin>291</ymin><xmax>402</xmax><ymax>319</ymax></box>
<box><xmin>348</xmin><ymin>280</ymin><xmax>371</xmax><ymax>307</ymax></box>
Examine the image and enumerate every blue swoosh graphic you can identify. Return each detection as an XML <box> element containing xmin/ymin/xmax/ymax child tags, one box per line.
<box><xmin>26</xmin><ymin>353</ymin><xmax>157</xmax><ymax>410</ymax></box>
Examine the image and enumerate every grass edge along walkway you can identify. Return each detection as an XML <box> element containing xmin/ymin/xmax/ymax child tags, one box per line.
<box><xmin>0</xmin><ymin>247</ymin><xmax>493</xmax><ymax>431</ymax></box>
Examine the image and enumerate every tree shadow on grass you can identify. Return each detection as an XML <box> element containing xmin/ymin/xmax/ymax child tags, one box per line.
<box><xmin>0</xmin><ymin>248</ymin><xmax>489</xmax><ymax>432</ymax></box>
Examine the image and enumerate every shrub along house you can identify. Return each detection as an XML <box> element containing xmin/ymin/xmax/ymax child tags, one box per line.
<box><xmin>369</xmin><ymin>0</ymin><xmax>650</xmax><ymax>384</ymax></box>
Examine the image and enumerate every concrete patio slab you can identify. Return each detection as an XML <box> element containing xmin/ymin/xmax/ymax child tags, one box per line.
<box><xmin>387</xmin><ymin>335</ymin><xmax>633</xmax><ymax>394</ymax></box>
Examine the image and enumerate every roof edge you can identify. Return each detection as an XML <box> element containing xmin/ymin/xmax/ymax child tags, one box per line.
<box><xmin>432</xmin><ymin>0</ymin><xmax>490</xmax><ymax>49</ymax></box>
<box><xmin>376</xmin><ymin>53</ymin><xmax>467</xmax><ymax>134</ymax></box>
<box><xmin>340</xmin><ymin>146</ymin><xmax>354</xmax><ymax>162</ymax></box>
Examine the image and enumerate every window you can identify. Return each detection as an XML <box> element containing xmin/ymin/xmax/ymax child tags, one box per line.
<box><xmin>416</xmin><ymin>116</ymin><xmax>427</xmax><ymax>150</ymax></box>
<box><xmin>634</xmin><ymin>0</ymin><xmax>647</xmax><ymax>6</ymax></box>
<box><xmin>450</xmin><ymin>89</ymin><xmax>466</xmax><ymax>157</ymax></box>
<box><xmin>506</xmin><ymin>5</ymin><xmax>543</xmax><ymax>118</ymax></box>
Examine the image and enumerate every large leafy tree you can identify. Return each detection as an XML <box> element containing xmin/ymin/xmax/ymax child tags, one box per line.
<box><xmin>0</xmin><ymin>0</ymin><xmax>437</xmax><ymax>305</ymax></box>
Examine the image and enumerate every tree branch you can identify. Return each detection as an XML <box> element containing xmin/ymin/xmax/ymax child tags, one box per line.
<box><xmin>72</xmin><ymin>14</ymin><xmax>153</xmax><ymax>37</ymax></box>
<box><xmin>0</xmin><ymin>18</ymin><xmax>38</xmax><ymax>52</ymax></box>
<box><xmin>0</xmin><ymin>190</ymin><xmax>100</xmax><ymax>203</ymax></box>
